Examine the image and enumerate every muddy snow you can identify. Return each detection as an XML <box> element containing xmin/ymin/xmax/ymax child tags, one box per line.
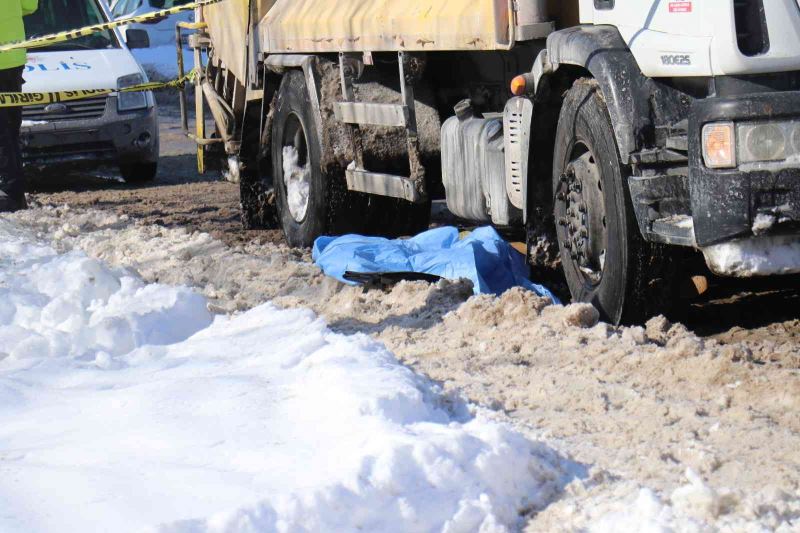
<box><xmin>1</xmin><ymin>217</ymin><xmax>578</xmax><ymax>532</ymax></box>
<box><xmin>4</xmin><ymin>204</ymin><xmax>799</xmax><ymax>531</ymax></box>
<box><xmin>703</xmin><ymin>234</ymin><xmax>800</xmax><ymax>277</ymax></box>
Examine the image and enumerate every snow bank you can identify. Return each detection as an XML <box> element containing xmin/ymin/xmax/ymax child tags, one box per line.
<box><xmin>536</xmin><ymin>468</ymin><xmax>800</xmax><ymax>532</ymax></box>
<box><xmin>0</xmin><ymin>220</ymin><xmax>212</xmax><ymax>360</ymax></box>
<box><xmin>587</xmin><ymin>469</ymin><xmax>800</xmax><ymax>533</ymax></box>
<box><xmin>0</xmin><ymin>218</ymin><xmax>569</xmax><ymax>532</ymax></box>
<box><xmin>588</xmin><ymin>470</ymin><xmax>728</xmax><ymax>533</ymax></box>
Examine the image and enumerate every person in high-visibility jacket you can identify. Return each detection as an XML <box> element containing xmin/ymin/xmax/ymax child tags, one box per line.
<box><xmin>0</xmin><ymin>0</ymin><xmax>38</xmax><ymax>212</ymax></box>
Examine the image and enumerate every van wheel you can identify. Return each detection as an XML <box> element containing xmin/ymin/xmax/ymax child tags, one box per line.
<box><xmin>553</xmin><ymin>79</ymin><xmax>675</xmax><ymax>324</ymax></box>
<box><xmin>120</xmin><ymin>162</ymin><xmax>157</xmax><ymax>183</ymax></box>
<box><xmin>272</xmin><ymin>70</ymin><xmax>360</xmax><ymax>247</ymax></box>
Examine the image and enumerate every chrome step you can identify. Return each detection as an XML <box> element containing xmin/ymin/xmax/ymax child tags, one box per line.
<box><xmin>334</xmin><ymin>102</ymin><xmax>408</xmax><ymax>128</ymax></box>
<box><xmin>337</xmin><ymin>51</ymin><xmax>426</xmax><ymax>203</ymax></box>
<box><xmin>345</xmin><ymin>162</ymin><xmax>422</xmax><ymax>203</ymax></box>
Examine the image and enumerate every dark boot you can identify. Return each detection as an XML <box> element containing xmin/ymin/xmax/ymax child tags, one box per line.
<box><xmin>0</xmin><ymin>143</ymin><xmax>25</xmax><ymax>213</ymax></box>
<box><xmin>0</xmin><ymin>66</ymin><xmax>26</xmax><ymax>213</ymax></box>
<box><xmin>0</xmin><ymin>190</ymin><xmax>27</xmax><ymax>212</ymax></box>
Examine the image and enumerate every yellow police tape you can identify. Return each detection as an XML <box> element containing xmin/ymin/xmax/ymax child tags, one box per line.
<box><xmin>0</xmin><ymin>70</ymin><xmax>197</xmax><ymax>108</ymax></box>
<box><xmin>0</xmin><ymin>0</ymin><xmax>224</xmax><ymax>53</ymax></box>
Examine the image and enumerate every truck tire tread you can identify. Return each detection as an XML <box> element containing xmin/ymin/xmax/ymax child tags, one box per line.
<box><xmin>554</xmin><ymin>78</ymin><xmax>677</xmax><ymax>324</ymax></box>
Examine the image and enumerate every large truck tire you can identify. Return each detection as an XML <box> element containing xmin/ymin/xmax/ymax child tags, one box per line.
<box><xmin>240</xmin><ymin>167</ymin><xmax>277</xmax><ymax>230</ymax></box>
<box><xmin>240</xmin><ymin>100</ymin><xmax>278</xmax><ymax>230</ymax></box>
<box><xmin>272</xmin><ymin>69</ymin><xmax>363</xmax><ymax>247</ymax></box>
<box><xmin>553</xmin><ymin>79</ymin><xmax>676</xmax><ymax>324</ymax></box>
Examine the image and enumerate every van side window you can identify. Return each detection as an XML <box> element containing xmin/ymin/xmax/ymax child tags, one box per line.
<box><xmin>113</xmin><ymin>0</ymin><xmax>135</xmax><ymax>17</ymax></box>
<box><xmin>595</xmin><ymin>0</ymin><xmax>614</xmax><ymax>9</ymax></box>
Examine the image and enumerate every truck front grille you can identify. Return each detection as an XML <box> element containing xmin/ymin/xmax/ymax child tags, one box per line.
<box><xmin>22</xmin><ymin>96</ymin><xmax>108</xmax><ymax>122</ymax></box>
<box><xmin>734</xmin><ymin>0</ymin><xmax>769</xmax><ymax>56</ymax></box>
<box><xmin>22</xmin><ymin>141</ymin><xmax>116</xmax><ymax>164</ymax></box>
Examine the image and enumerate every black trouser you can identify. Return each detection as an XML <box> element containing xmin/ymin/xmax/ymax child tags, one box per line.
<box><xmin>0</xmin><ymin>66</ymin><xmax>26</xmax><ymax>211</ymax></box>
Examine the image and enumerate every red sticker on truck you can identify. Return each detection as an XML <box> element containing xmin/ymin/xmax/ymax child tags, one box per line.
<box><xmin>669</xmin><ymin>2</ymin><xmax>692</xmax><ymax>12</ymax></box>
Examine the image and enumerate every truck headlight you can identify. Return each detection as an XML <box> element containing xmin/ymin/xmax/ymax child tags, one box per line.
<box><xmin>117</xmin><ymin>73</ymin><xmax>148</xmax><ymax>112</ymax></box>
<box><xmin>737</xmin><ymin>121</ymin><xmax>798</xmax><ymax>164</ymax></box>
<box><xmin>742</xmin><ymin>123</ymin><xmax>785</xmax><ymax>161</ymax></box>
<box><xmin>702</xmin><ymin>122</ymin><xmax>736</xmax><ymax>169</ymax></box>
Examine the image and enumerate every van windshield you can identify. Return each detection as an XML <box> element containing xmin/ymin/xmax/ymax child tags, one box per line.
<box><xmin>113</xmin><ymin>0</ymin><xmax>194</xmax><ymax>18</ymax></box>
<box><xmin>25</xmin><ymin>0</ymin><xmax>118</xmax><ymax>51</ymax></box>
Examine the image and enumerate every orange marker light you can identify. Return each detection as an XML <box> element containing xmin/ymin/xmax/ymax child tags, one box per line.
<box><xmin>510</xmin><ymin>75</ymin><xmax>527</xmax><ymax>96</ymax></box>
<box><xmin>702</xmin><ymin>122</ymin><xmax>736</xmax><ymax>169</ymax></box>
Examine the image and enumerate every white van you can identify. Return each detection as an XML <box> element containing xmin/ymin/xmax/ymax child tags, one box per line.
<box><xmin>111</xmin><ymin>0</ymin><xmax>194</xmax><ymax>48</ymax></box>
<box><xmin>21</xmin><ymin>0</ymin><xmax>159</xmax><ymax>182</ymax></box>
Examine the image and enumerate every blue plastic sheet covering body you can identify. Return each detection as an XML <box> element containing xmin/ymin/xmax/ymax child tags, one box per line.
<box><xmin>312</xmin><ymin>226</ymin><xmax>559</xmax><ymax>302</ymax></box>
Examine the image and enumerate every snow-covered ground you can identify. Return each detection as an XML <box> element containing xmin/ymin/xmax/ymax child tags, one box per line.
<box><xmin>2</xmin><ymin>208</ymin><xmax>799</xmax><ymax>532</ymax></box>
<box><xmin>0</xmin><ymin>217</ymin><xmax>571</xmax><ymax>532</ymax></box>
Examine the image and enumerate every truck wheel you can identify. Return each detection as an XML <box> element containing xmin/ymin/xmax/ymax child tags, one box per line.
<box><xmin>240</xmin><ymin>101</ymin><xmax>278</xmax><ymax>230</ymax></box>
<box><xmin>553</xmin><ymin>79</ymin><xmax>674</xmax><ymax>324</ymax></box>
<box><xmin>272</xmin><ymin>70</ymin><xmax>359</xmax><ymax>247</ymax></box>
<box><xmin>120</xmin><ymin>162</ymin><xmax>157</xmax><ymax>183</ymax></box>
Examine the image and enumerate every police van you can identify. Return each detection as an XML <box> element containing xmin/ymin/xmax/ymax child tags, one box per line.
<box><xmin>21</xmin><ymin>0</ymin><xmax>159</xmax><ymax>182</ymax></box>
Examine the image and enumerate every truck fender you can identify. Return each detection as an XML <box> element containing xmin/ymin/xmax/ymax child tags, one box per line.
<box><xmin>533</xmin><ymin>25</ymin><xmax>654</xmax><ymax>162</ymax></box>
<box><xmin>263</xmin><ymin>55</ymin><xmax>324</xmax><ymax>140</ymax></box>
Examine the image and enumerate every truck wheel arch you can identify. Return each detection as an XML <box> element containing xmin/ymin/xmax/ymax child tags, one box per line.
<box><xmin>263</xmin><ymin>55</ymin><xmax>325</xmax><ymax>141</ymax></box>
<box><xmin>532</xmin><ymin>25</ymin><xmax>654</xmax><ymax>164</ymax></box>
<box><xmin>521</xmin><ymin>26</ymin><xmax>657</xmax><ymax>272</ymax></box>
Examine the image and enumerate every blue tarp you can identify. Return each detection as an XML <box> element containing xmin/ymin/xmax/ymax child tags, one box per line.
<box><xmin>312</xmin><ymin>226</ymin><xmax>559</xmax><ymax>301</ymax></box>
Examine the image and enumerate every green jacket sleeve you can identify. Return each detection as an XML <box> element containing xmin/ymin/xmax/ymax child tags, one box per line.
<box><xmin>21</xmin><ymin>0</ymin><xmax>38</xmax><ymax>16</ymax></box>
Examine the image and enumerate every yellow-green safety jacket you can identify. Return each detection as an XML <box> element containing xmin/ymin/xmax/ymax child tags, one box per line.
<box><xmin>0</xmin><ymin>0</ymin><xmax>38</xmax><ymax>70</ymax></box>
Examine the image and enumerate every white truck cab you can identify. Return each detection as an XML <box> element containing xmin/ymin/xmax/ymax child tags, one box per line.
<box><xmin>583</xmin><ymin>0</ymin><xmax>800</xmax><ymax>77</ymax></box>
<box><xmin>21</xmin><ymin>0</ymin><xmax>159</xmax><ymax>182</ymax></box>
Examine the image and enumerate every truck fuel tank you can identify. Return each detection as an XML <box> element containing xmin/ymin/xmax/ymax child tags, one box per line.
<box><xmin>441</xmin><ymin>100</ymin><xmax>522</xmax><ymax>226</ymax></box>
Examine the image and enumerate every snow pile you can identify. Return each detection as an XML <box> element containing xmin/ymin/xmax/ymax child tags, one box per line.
<box><xmin>589</xmin><ymin>470</ymin><xmax>729</xmax><ymax>532</ymax></box>
<box><xmin>536</xmin><ymin>468</ymin><xmax>800</xmax><ymax>532</ymax></box>
<box><xmin>0</xmin><ymin>218</ymin><xmax>570</xmax><ymax>532</ymax></box>
<box><xmin>0</xmin><ymin>220</ymin><xmax>212</xmax><ymax>360</ymax></box>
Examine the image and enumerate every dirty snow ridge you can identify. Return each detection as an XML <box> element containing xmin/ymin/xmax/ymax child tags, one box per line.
<box><xmin>0</xmin><ymin>217</ymin><xmax>571</xmax><ymax>532</ymax></box>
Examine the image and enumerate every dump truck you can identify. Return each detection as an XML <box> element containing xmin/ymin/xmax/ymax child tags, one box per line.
<box><xmin>178</xmin><ymin>0</ymin><xmax>800</xmax><ymax>324</ymax></box>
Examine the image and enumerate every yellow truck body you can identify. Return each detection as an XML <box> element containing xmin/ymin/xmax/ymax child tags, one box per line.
<box><xmin>202</xmin><ymin>0</ymin><xmax>250</xmax><ymax>82</ymax></box>
<box><xmin>202</xmin><ymin>0</ymin><xmax>521</xmax><ymax>83</ymax></box>
<box><xmin>257</xmin><ymin>0</ymin><xmax>511</xmax><ymax>53</ymax></box>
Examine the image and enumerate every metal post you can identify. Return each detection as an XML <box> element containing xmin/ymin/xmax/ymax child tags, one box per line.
<box><xmin>339</xmin><ymin>52</ymin><xmax>365</xmax><ymax>169</ymax></box>
<box><xmin>175</xmin><ymin>24</ymin><xmax>188</xmax><ymax>133</ymax></box>
<box><xmin>194</xmin><ymin>5</ymin><xmax>206</xmax><ymax>174</ymax></box>
<box><xmin>398</xmin><ymin>52</ymin><xmax>424</xmax><ymax>191</ymax></box>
